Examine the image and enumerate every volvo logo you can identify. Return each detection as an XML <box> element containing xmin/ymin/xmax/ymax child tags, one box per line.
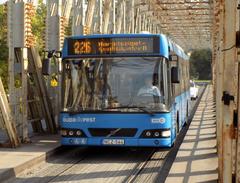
<box><xmin>151</xmin><ymin>118</ymin><xmax>166</xmax><ymax>124</ymax></box>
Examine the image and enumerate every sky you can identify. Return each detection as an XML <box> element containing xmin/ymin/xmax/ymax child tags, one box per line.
<box><xmin>0</xmin><ymin>0</ymin><xmax>6</xmax><ymax>4</ymax></box>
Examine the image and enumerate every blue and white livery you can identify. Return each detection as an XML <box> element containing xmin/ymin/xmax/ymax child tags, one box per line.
<box><xmin>60</xmin><ymin>34</ymin><xmax>190</xmax><ymax>147</ymax></box>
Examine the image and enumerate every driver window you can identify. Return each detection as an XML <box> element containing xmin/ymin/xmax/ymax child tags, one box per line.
<box><xmin>158</xmin><ymin>60</ymin><xmax>164</xmax><ymax>97</ymax></box>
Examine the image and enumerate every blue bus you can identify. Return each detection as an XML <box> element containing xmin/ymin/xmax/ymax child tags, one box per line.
<box><xmin>60</xmin><ymin>34</ymin><xmax>190</xmax><ymax>147</ymax></box>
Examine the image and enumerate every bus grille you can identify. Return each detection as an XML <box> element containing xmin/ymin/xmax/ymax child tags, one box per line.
<box><xmin>88</xmin><ymin>128</ymin><xmax>137</xmax><ymax>137</ymax></box>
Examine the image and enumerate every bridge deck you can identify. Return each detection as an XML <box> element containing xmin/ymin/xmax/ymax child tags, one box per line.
<box><xmin>166</xmin><ymin>85</ymin><xmax>218</xmax><ymax>182</ymax></box>
<box><xmin>0</xmin><ymin>86</ymin><xmax>219</xmax><ymax>183</ymax></box>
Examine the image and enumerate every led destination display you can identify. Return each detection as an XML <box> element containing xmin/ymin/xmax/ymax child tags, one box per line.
<box><xmin>67</xmin><ymin>37</ymin><xmax>160</xmax><ymax>57</ymax></box>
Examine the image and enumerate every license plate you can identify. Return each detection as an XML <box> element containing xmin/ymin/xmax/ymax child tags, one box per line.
<box><xmin>102</xmin><ymin>139</ymin><xmax>125</xmax><ymax>145</ymax></box>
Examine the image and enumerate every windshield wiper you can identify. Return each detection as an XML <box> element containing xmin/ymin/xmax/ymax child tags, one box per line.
<box><xmin>105</xmin><ymin>105</ymin><xmax>155</xmax><ymax>116</ymax></box>
<box><xmin>66</xmin><ymin>106</ymin><xmax>155</xmax><ymax>116</ymax></box>
<box><xmin>67</xmin><ymin>109</ymin><xmax>104</xmax><ymax>115</ymax></box>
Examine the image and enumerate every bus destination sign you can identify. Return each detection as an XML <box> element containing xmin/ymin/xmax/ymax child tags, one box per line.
<box><xmin>67</xmin><ymin>37</ymin><xmax>160</xmax><ymax>57</ymax></box>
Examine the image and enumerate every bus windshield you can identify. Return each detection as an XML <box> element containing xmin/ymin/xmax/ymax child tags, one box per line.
<box><xmin>62</xmin><ymin>57</ymin><xmax>167</xmax><ymax>112</ymax></box>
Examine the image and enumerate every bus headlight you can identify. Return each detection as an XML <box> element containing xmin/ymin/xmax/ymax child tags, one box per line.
<box><xmin>140</xmin><ymin>129</ymin><xmax>171</xmax><ymax>138</ymax></box>
<box><xmin>146</xmin><ymin>131</ymin><xmax>151</xmax><ymax>137</ymax></box>
<box><xmin>61</xmin><ymin>129</ymin><xmax>87</xmax><ymax>137</ymax></box>
<box><xmin>154</xmin><ymin>132</ymin><xmax>160</xmax><ymax>137</ymax></box>
<box><xmin>161</xmin><ymin>130</ymin><xmax>171</xmax><ymax>137</ymax></box>
<box><xmin>61</xmin><ymin>129</ymin><xmax>67</xmax><ymax>136</ymax></box>
<box><xmin>68</xmin><ymin>130</ymin><xmax>74</xmax><ymax>136</ymax></box>
<box><xmin>76</xmin><ymin>130</ymin><xmax>82</xmax><ymax>136</ymax></box>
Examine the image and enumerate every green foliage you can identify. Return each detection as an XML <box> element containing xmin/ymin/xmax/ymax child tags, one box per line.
<box><xmin>0</xmin><ymin>5</ymin><xmax>8</xmax><ymax>60</ymax></box>
<box><xmin>32</xmin><ymin>0</ymin><xmax>46</xmax><ymax>52</ymax></box>
<box><xmin>0</xmin><ymin>1</ymin><xmax>47</xmax><ymax>91</ymax></box>
<box><xmin>0</xmin><ymin>4</ymin><xmax>8</xmax><ymax>90</ymax></box>
<box><xmin>0</xmin><ymin>2</ymin><xmax>48</xmax><ymax>91</ymax></box>
<box><xmin>190</xmin><ymin>49</ymin><xmax>212</xmax><ymax>80</ymax></box>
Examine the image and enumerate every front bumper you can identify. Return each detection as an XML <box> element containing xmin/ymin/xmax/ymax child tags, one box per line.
<box><xmin>61</xmin><ymin>137</ymin><xmax>172</xmax><ymax>147</ymax></box>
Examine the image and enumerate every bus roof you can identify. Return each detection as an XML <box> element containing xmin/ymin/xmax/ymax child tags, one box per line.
<box><xmin>62</xmin><ymin>33</ymin><xmax>188</xmax><ymax>61</ymax></box>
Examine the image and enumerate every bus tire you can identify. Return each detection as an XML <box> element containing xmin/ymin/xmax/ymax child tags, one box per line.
<box><xmin>185</xmin><ymin>102</ymin><xmax>189</xmax><ymax>125</ymax></box>
<box><xmin>176</xmin><ymin>111</ymin><xmax>180</xmax><ymax>135</ymax></box>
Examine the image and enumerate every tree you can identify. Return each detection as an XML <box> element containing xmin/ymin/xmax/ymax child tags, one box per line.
<box><xmin>190</xmin><ymin>49</ymin><xmax>212</xmax><ymax>80</ymax></box>
<box><xmin>0</xmin><ymin>4</ymin><xmax>8</xmax><ymax>90</ymax></box>
<box><xmin>0</xmin><ymin>1</ymin><xmax>47</xmax><ymax>91</ymax></box>
<box><xmin>32</xmin><ymin>0</ymin><xmax>46</xmax><ymax>52</ymax></box>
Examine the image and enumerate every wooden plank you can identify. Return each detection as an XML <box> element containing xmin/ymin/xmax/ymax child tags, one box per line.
<box><xmin>0</xmin><ymin>112</ymin><xmax>4</xmax><ymax>130</ymax></box>
<box><xmin>116</xmin><ymin>0</ymin><xmax>124</xmax><ymax>33</ymax></box>
<box><xmin>136</xmin><ymin>8</ymin><xmax>141</xmax><ymax>33</ymax></box>
<box><xmin>102</xmin><ymin>0</ymin><xmax>111</xmax><ymax>34</ymax></box>
<box><xmin>236</xmin><ymin>1</ymin><xmax>240</xmax><ymax>181</ymax></box>
<box><xmin>85</xmin><ymin>0</ymin><xmax>96</xmax><ymax>29</ymax></box>
<box><xmin>112</xmin><ymin>0</ymin><xmax>115</xmax><ymax>33</ymax></box>
<box><xmin>220</xmin><ymin>0</ymin><xmax>237</xmax><ymax>182</ymax></box>
<box><xmin>98</xmin><ymin>0</ymin><xmax>103</xmax><ymax>33</ymax></box>
<box><xmin>213</xmin><ymin>2</ymin><xmax>223</xmax><ymax>181</ymax></box>
<box><xmin>0</xmin><ymin>78</ymin><xmax>20</xmax><ymax>147</ymax></box>
<box><xmin>237</xmin><ymin>61</ymin><xmax>240</xmax><ymax>183</ymax></box>
<box><xmin>72</xmin><ymin>0</ymin><xmax>85</xmax><ymax>35</ymax></box>
<box><xmin>27</xmin><ymin>79</ymin><xmax>44</xmax><ymax>133</ymax></box>
<box><xmin>123</xmin><ymin>0</ymin><xmax>126</xmax><ymax>33</ymax></box>
<box><xmin>22</xmin><ymin>48</ymin><xmax>28</xmax><ymax>142</ymax></box>
<box><xmin>130</xmin><ymin>0</ymin><xmax>135</xmax><ymax>33</ymax></box>
<box><xmin>27</xmin><ymin>47</ymin><xmax>57</xmax><ymax>134</ymax></box>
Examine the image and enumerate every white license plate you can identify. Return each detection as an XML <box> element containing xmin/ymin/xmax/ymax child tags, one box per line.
<box><xmin>102</xmin><ymin>139</ymin><xmax>125</xmax><ymax>145</ymax></box>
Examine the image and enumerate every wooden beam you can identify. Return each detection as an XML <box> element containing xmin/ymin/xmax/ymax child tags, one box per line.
<box><xmin>103</xmin><ymin>0</ymin><xmax>111</xmax><ymax>34</ymax></box>
<box><xmin>85</xmin><ymin>0</ymin><xmax>96</xmax><ymax>29</ymax></box>
<box><xmin>27</xmin><ymin>47</ymin><xmax>57</xmax><ymax>134</ymax></box>
<box><xmin>220</xmin><ymin>0</ymin><xmax>237</xmax><ymax>182</ymax></box>
<box><xmin>0</xmin><ymin>77</ymin><xmax>20</xmax><ymax>147</ymax></box>
<box><xmin>112</xmin><ymin>0</ymin><xmax>115</xmax><ymax>33</ymax></box>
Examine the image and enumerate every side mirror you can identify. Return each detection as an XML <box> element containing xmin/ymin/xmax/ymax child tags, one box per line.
<box><xmin>171</xmin><ymin>67</ymin><xmax>180</xmax><ymax>83</ymax></box>
<box><xmin>169</xmin><ymin>55</ymin><xmax>179</xmax><ymax>62</ymax></box>
<box><xmin>42</xmin><ymin>58</ymin><xmax>51</xmax><ymax>75</ymax></box>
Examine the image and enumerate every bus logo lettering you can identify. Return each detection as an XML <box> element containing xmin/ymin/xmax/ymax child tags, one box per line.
<box><xmin>62</xmin><ymin>117</ymin><xmax>96</xmax><ymax>123</ymax></box>
<box><xmin>151</xmin><ymin>118</ymin><xmax>165</xmax><ymax>124</ymax></box>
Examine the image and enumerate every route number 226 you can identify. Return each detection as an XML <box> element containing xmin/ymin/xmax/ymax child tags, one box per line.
<box><xmin>74</xmin><ymin>41</ymin><xmax>92</xmax><ymax>54</ymax></box>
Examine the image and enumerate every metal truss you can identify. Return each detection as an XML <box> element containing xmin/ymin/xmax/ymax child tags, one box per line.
<box><xmin>136</xmin><ymin>0</ymin><xmax>213</xmax><ymax>51</ymax></box>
